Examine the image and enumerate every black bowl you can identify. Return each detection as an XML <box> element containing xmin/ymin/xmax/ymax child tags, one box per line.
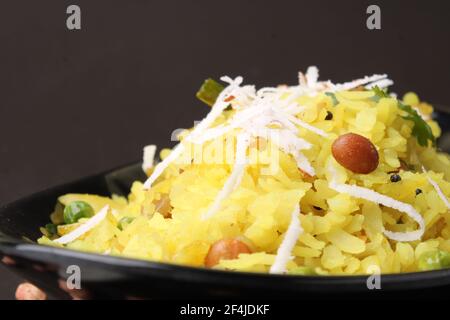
<box><xmin>2</xmin><ymin>108</ymin><xmax>450</xmax><ymax>300</ymax></box>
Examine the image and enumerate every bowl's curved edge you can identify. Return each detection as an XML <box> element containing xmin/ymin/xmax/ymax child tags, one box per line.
<box><xmin>2</xmin><ymin>238</ymin><xmax>450</xmax><ymax>296</ymax></box>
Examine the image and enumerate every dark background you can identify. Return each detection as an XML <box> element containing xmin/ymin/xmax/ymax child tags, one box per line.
<box><xmin>0</xmin><ymin>0</ymin><xmax>449</xmax><ymax>299</ymax></box>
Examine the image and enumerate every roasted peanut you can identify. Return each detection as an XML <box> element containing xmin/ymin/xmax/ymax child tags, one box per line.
<box><xmin>331</xmin><ymin>133</ymin><xmax>379</xmax><ymax>174</ymax></box>
<box><xmin>205</xmin><ymin>239</ymin><xmax>252</xmax><ymax>267</ymax></box>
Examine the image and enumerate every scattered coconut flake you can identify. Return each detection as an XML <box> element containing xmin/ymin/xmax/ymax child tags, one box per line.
<box><xmin>328</xmin><ymin>167</ymin><xmax>424</xmax><ymax>242</ymax></box>
<box><xmin>189</xmin><ymin>76</ymin><xmax>243</xmax><ymax>140</ymax></box>
<box><xmin>143</xmin><ymin>66</ymin><xmax>395</xmax><ymax>224</ymax></box>
<box><xmin>54</xmin><ymin>205</ymin><xmax>109</xmax><ymax>245</ymax></box>
<box><xmin>294</xmin><ymin>67</ymin><xmax>392</xmax><ymax>97</ymax></box>
<box><xmin>422</xmin><ymin>166</ymin><xmax>450</xmax><ymax>209</ymax></box>
<box><xmin>228</xmin><ymin>85</ymin><xmax>256</xmax><ymax>109</ymax></box>
<box><xmin>365</xmin><ymin>78</ymin><xmax>394</xmax><ymax>90</ymax></box>
<box><xmin>201</xmin><ymin>134</ymin><xmax>250</xmax><ymax>220</ymax></box>
<box><xmin>305</xmin><ymin>66</ymin><xmax>319</xmax><ymax>88</ymax></box>
<box><xmin>286</xmin><ymin>66</ymin><xmax>393</xmax><ymax>100</ymax></box>
<box><xmin>277</xmin><ymin>129</ymin><xmax>313</xmax><ymax>151</ymax></box>
<box><xmin>263</xmin><ymin>129</ymin><xmax>314</xmax><ymax>175</ymax></box>
<box><xmin>285</xmin><ymin>113</ymin><xmax>328</xmax><ymax>137</ymax></box>
<box><xmin>143</xmin><ymin>76</ymin><xmax>244</xmax><ymax>189</ymax></box>
<box><xmin>257</xmin><ymin>87</ymin><xmax>279</xmax><ymax>96</ymax></box>
<box><xmin>298</xmin><ymin>72</ymin><xmax>307</xmax><ymax>87</ymax></box>
<box><xmin>270</xmin><ymin>204</ymin><xmax>303</xmax><ymax>274</ymax></box>
<box><xmin>281</xmin><ymin>104</ymin><xmax>306</xmax><ymax>115</ymax></box>
<box><xmin>189</xmin><ymin>102</ymin><xmax>269</xmax><ymax>144</ymax></box>
<box><xmin>332</xmin><ymin>74</ymin><xmax>389</xmax><ymax>92</ymax></box>
<box><xmin>166</xmin><ymin>68</ymin><xmax>330</xmax><ymax>190</ymax></box>
<box><xmin>143</xmin><ymin>143</ymin><xmax>185</xmax><ymax>189</ymax></box>
<box><xmin>142</xmin><ymin>144</ymin><xmax>157</xmax><ymax>172</ymax></box>
<box><xmin>293</xmin><ymin>151</ymin><xmax>316</xmax><ymax>177</ymax></box>
<box><xmin>269</xmin><ymin>110</ymin><xmax>299</xmax><ymax>132</ymax></box>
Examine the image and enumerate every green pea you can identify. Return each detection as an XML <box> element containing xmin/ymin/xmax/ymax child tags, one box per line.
<box><xmin>441</xmin><ymin>252</ymin><xmax>450</xmax><ymax>268</ymax></box>
<box><xmin>118</xmin><ymin>217</ymin><xmax>135</xmax><ymax>231</ymax></box>
<box><xmin>63</xmin><ymin>201</ymin><xmax>95</xmax><ymax>224</ymax></box>
<box><xmin>288</xmin><ymin>266</ymin><xmax>317</xmax><ymax>276</ymax></box>
<box><xmin>418</xmin><ymin>250</ymin><xmax>450</xmax><ymax>271</ymax></box>
<box><xmin>45</xmin><ymin>223</ymin><xmax>57</xmax><ymax>236</ymax></box>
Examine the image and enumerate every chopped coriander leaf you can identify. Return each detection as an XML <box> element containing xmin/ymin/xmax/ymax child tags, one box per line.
<box><xmin>370</xmin><ymin>85</ymin><xmax>389</xmax><ymax>102</ymax></box>
<box><xmin>196</xmin><ymin>78</ymin><xmax>224</xmax><ymax>107</ymax></box>
<box><xmin>325</xmin><ymin>92</ymin><xmax>339</xmax><ymax>106</ymax></box>
<box><xmin>371</xmin><ymin>85</ymin><xmax>435</xmax><ymax>147</ymax></box>
<box><xmin>398</xmin><ymin>102</ymin><xmax>436</xmax><ymax>147</ymax></box>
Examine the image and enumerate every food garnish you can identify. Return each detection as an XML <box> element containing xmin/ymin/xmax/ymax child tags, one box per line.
<box><xmin>205</xmin><ymin>239</ymin><xmax>252</xmax><ymax>268</ymax></box>
<box><xmin>372</xmin><ymin>85</ymin><xmax>436</xmax><ymax>147</ymax></box>
<box><xmin>331</xmin><ymin>133</ymin><xmax>379</xmax><ymax>174</ymax></box>
<box><xmin>196</xmin><ymin>78</ymin><xmax>225</xmax><ymax>107</ymax></box>
<box><xmin>63</xmin><ymin>201</ymin><xmax>95</xmax><ymax>224</ymax></box>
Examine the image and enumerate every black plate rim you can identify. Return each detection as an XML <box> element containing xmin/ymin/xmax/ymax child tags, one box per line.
<box><xmin>1</xmin><ymin>239</ymin><xmax>450</xmax><ymax>284</ymax></box>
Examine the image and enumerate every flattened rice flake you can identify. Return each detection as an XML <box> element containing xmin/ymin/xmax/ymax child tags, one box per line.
<box><xmin>38</xmin><ymin>67</ymin><xmax>450</xmax><ymax>275</ymax></box>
